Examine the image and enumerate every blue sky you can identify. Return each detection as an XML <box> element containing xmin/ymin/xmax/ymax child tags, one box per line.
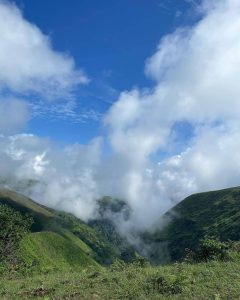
<box><xmin>14</xmin><ymin>0</ymin><xmax>200</xmax><ymax>144</ymax></box>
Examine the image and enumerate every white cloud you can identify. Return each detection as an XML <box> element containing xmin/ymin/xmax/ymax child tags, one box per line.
<box><xmin>0</xmin><ymin>0</ymin><xmax>88</xmax><ymax>98</ymax></box>
<box><xmin>0</xmin><ymin>0</ymin><xmax>90</xmax><ymax>134</ymax></box>
<box><xmin>0</xmin><ymin>134</ymin><xmax>102</xmax><ymax>221</ymax></box>
<box><xmin>0</xmin><ymin>98</ymin><xmax>29</xmax><ymax>134</ymax></box>
<box><xmin>103</xmin><ymin>0</ymin><xmax>240</xmax><ymax>230</ymax></box>
<box><xmin>1</xmin><ymin>0</ymin><xmax>240</xmax><ymax>234</ymax></box>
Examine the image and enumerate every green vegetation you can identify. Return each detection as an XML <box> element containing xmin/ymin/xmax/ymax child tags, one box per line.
<box><xmin>144</xmin><ymin>186</ymin><xmax>240</xmax><ymax>262</ymax></box>
<box><xmin>184</xmin><ymin>236</ymin><xmax>232</xmax><ymax>263</ymax></box>
<box><xmin>0</xmin><ymin>188</ymin><xmax>136</xmax><ymax>274</ymax></box>
<box><xmin>0</xmin><ymin>257</ymin><xmax>240</xmax><ymax>299</ymax></box>
<box><xmin>54</xmin><ymin>210</ymin><xmax>136</xmax><ymax>265</ymax></box>
<box><xmin>88</xmin><ymin>197</ymin><xmax>137</xmax><ymax>263</ymax></box>
<box><xmin>0</xmin><ymin>204</ymin><xmax>32</xmax><ymax>272</ymax></box>
<box><xmin>97</xmin><ymin>196</ymin><xmax>130</xmax><ymax>219</ymax></box>
<box><xmin>19</xmin><ymin>231</ymin><xmax>100</xmax><ymax>273</ymax></box>
<box><xmin>0</xmin><ymin>189</ymin><xmax>53</xmax><ymax>218</ymax></box>
<box><xmin>1</xmin><ymin>186</ymin><xmax>240</xmax><ymax>299</ymax></box>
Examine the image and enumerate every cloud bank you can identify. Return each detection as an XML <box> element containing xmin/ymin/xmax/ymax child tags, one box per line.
<box><xmin>1</xmin><ymin>0</ymin><xmax>240</xmax><ymax>233</ymax></box>
<box><xmin>102</xmin><ymin>0</ymin><xmax>240</xmax><ymax>230</ymax></box>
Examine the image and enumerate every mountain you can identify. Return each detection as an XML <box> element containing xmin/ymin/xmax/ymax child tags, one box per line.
<box><xmin>0</xmin><ymin>189</ymin><xmax>136</xmax><ymax>273</ymax></box>
<box><xmin>143</xmin><ymin>186</ymin><xmax>240</xmax><ymax>262</ymax></box>
<box><xmin>1</xmin><ymin>187</ymin><xmax>240</xmax><ymax>299</ymax></box>
<box><xmin>1</xmin><ymin>185</ymin><xmax>240</xmax><ymax>271</ymax></box>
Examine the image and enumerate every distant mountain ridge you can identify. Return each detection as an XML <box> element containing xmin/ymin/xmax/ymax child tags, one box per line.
<box><xmin>143</xmin><ymin>186</ymin><xmax>240</xmax><ymax>262</ymax></box>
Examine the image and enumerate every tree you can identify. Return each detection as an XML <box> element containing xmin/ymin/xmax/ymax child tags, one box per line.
<box><xmin>0</xmin><ymin>204</ymin><xmax>33</xmax><ymax>268</ymax></box>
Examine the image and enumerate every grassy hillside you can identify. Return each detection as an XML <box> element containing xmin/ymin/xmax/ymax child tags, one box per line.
<box><xmin>0</xmin><ymin>188</ymin><xmax>134</xmax><ymax>273</ymax></box>
<box><xmin>1</xmin><ymin>187</ymin><xmax>240</xmax><ymax>298</ymax></box>
<box><xmin>144</xmin><ymin>186</ymin><xmax>240</xmax><ymax>262</ymax></box>
<box><xmin>0</xmin><ymin>189</ymin><xmax>53</xmax><ymax>218</ymax></box>
<box><xmin>0</xmin><ymin>189</ymin><xmax>53</xmax><ymax>232</ymax></box>
<box><xmin>19</xmin><ymin>231</ymin><xmax>99</xmax><ymax>272</ymax></box>
<box><xmin>1</xmin><ymin>259</ymin><xmax>240</xmax><ymax>299</ymax></box>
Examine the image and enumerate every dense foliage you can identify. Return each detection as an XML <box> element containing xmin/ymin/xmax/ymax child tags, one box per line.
<box><xmin>144</xmin><ymin>187</ymin><xmax>240</xmax><ymax>262</ymax></box>
<box><xmin>0</xmin><ymin>204</ymin><xmax>32</xmax><ymax>270</ymax></box>
<box><xmin>184</xmin><ymin>236</ymin><xmax>232</xmax><ymax>262</ymax></box>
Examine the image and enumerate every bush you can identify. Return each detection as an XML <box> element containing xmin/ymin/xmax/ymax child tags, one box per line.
<box><xmin>144</xmin><ymin>272</ymin><xmax>186</xmax><ymax>295</ymax></box>
<box><xmin>0</xmin><ymin>204</ymin><xmax>33</xmax><ymax>270</ymax></box>
<box><xmin>132</xmin><ymin>255</ymin><xmax>149</xmax><ymax>267</ymax></box>
<box><xmin>185</xmin><ymin>236</ymin><xmax>230</xmax><ymax>262</ymax></box>
<box><xmin>229</xmin><ymin>241</ymin><xmax>240</xmax><ymax>253</ymax></box>
<box><xmin>109</xmin><ymin>259</ymin><xmax>127</xmax><ymax>272</ymax></box>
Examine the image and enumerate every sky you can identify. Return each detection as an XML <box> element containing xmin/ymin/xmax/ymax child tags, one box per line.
<box><xmin>13</xmin><ymin>0</ymin><xmax>200</xmax><ymax>143</ymax></box>
<box><xmin>1</xmin><ymin>0</ymin><xmax>240</xmax><ymax>234</ymax></box>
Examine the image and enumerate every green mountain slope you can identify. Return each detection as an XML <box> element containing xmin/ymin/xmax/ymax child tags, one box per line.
<box><xmin>0</xmin><ymin>189</ymin><xmax>53</xmax><ymax>217</ymax></box>
<box><xmin>2</xmin><ymin>185</ymin><xmax>240</xmax><ymax>270</ymax></box>
<box><xmin>19</xmin><ymin>231</ymin><xmax>99</xmax><ymax>272</ymax></box>
<box><xmin>0</xmin><ymin>188</ymin><xmax>133</xmax><ymax>272</ymax></box>
<box><xmin>144</xmin><ymin>186</ymin><xmax>240</xmax><ymax>262</ymax></box>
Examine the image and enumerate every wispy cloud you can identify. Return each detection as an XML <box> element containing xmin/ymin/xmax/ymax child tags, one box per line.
<box><xmin>30</xmin><ymin>98</ymin><xmax>102</xmax><ymax>123</ymax></box>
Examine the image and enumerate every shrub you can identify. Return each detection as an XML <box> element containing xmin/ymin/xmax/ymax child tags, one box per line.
<box><xmin>144</xmin><ymin>273</ymin><xmax>185</xmax><ymax>295</ymax></box>
<box><xmin>0</xmin><ymin>204</ymin><xmax>33</xmax><ymax>270</ymax></box>
<box><xmin>132</xmin><ymin>255</ymin><xmax>149</xmax><ymax>267</ymax></box>
<box><xmin>109</xmin><ymin>259</ymin><xmax>127</xmax><ymax>272</ymax></box>
<box><xmin>185</xmin><ymin>236</ymin><xmax>230</xmax><ymax>262</ymax></box>
<box><xmin>229</xmin><ymin>241</ymin><xmax>240</xmax><ymax>253</ymax></box>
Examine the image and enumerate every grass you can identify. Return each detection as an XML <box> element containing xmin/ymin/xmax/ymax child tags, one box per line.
<box><xmin>18</xmin><ymin>231</ymin><xmax>100</xmax><ymax>273</ymax></box>
<box><xmin>0</xmin><ymin>258</ymin><xmax>240</xmax><ymax>299</ymax></box>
